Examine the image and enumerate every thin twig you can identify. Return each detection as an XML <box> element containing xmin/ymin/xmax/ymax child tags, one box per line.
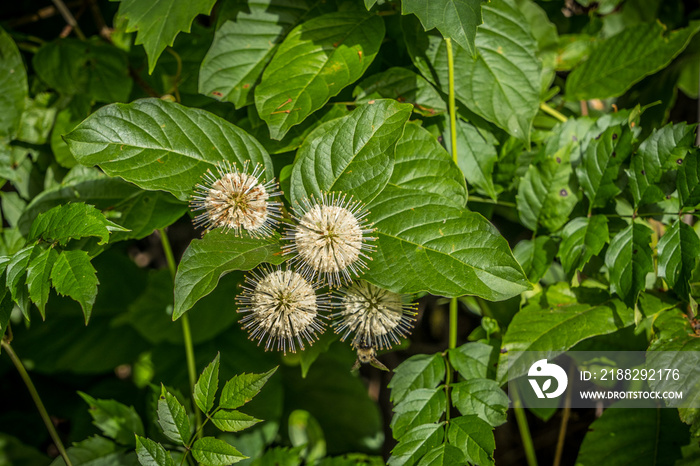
<box><xmin>51</xmin><ymin>0</ymin><xmax>86</xmax><ymax>40</ymax></box>
<box><xmin>553</xmin><ymin>365</ymin><xmax>575</xmax><ymax>466</ymax></box>
<box><xmin>540</xmin><ymin>102</ymin><xmax>568</xmax><ymax>123</ymax></box>
<box><xmin>512</xmin><ymin>386</ymin><xmax>539</xmax><ymax>466</ymax></box>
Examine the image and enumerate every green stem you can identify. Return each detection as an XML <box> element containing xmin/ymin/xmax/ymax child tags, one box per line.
<box><xmin>158</xmin><ymin>228</ymin><xmax>203</xmax><ymax>439</ymax></box>
<box><xmin>539</xmin><ymin>102</ymin><xmax>568</xmax><ymax>123</ymax></box>
<box><xmin>443</xmin><ymin>355</ymin><xmax>452</xmax><ymax>423</ymax></box>
<box><xmin>445</xmin><ymin>38</ymin><xmax>458</xmax><ymax>166</ymax></box>
<box><xmin>449</xmin><ymin>298</ymin><xmax>458</xmax><ymax>350</ymax></box>
<box><xmin>511</xmin><ymin>386</ymin><xmax>538</xmax><ymax>466</ymax></box>
<box><xmin>1</xmin><ymin>339</ymin><xmax>73</xmax><ymax>466</ymax></box>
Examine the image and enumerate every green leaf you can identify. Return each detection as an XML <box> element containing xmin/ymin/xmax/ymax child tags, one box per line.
<box><xmin>388</xmin><ymin>353</ymin><xmax>445</xmax><ymax>404</ymax></box>
<box><xmin>173</xmin><ymin>231</ymin><xmax>284</xmax><ymax>319</ymax></box>
<box><xmin>513</xmin><ymin>235</ymin><xmax>558</xmax><ymax>283</ymax></box>
<box><xmin>627</xmin><ymin>122</ymin><xmax>696</xmax><ymax>207</ymax></box>
<box><xmin>390</xmin><ymin>121</ymin><xmax>467</xmax><ymax>207</ymax></box>
<box><xmin>290</xmin><ymin>100</ymin><xmax>412</xmax><ymax>205</ymax></box>
<box><xmin>416</xmin><ymin>445</ymin><xmax>466</xmax><ymax>466</ymax></box>
<box><xmin>516</xmin><ymin>144</ymin><xmax>577</xmax><ymax>232</ymax></box>
<box><xmin>192</xmin><ymin>437</ymin><xmax>247</xmax><ymax>465</ymax></box>
<box><xmin>57</xmin><ymin>436</ymin><xmax>135</xmax><ymax>466</ymax></box>
<box><xmin>353</xmin><ymin>67</ymin><xmax>446</xmax><ymax>116</ymax></box>
<box><xmin>6</xmin><ymin>245</ymin><xmax>33</xmax><ymax>304</ymax></box>
<box><xmin>78</xmin><ymin>392</ymin><xmax>144</xmax><ymax>446</ymax></box>
<box><xmin>199</xmin><ymin>0</ymin><xmax>331</xmax><ymax>107</ymax></box>
<box><xmin>500</xmin><ymin>289</ymin><xmax>634</xmax><ymax>380</ymax></box>
<box><xmin>64</xmin><ymin>98</ymin><xmax>273</xmax><ymax>202</ymax></box>
<box><xmin>576</xmin><ymin>125</ymin><xmax>634</xmax><ymax>208</ymax></box>
<box><xmin>18</xmin><ymin>174</ymin><xmax>187</xmax><ymax>242</ymax></box>
<box><xmin>388</xmin><ymin>423</ymin><xmax>444</xmax><ymax>466</ymax></box>
<box><xmin>33</xmin><ymin>39</ymin><xmax>132</xmax><ymax>102</ymax></box>
<box><xmin>255</xmin><ymin>11</ymin><xmax>385</xmax><ymax>139</ymax></box>
<box><xmin>157</xmin><ymin>385</ymin><xmax>191</xmax><ymax>446</ymax></box>
<box><xmin>50</xmin><ymin>250</ymin><xmax>99</xmax><ymax>323</ymax></box>
<box><xmin>194</xmin><ymin>353</ymin><xmax>220</xmax><ymax>414</ymax></box>
<box><xmin>211</xmin><ymin>410</ymin><xmax>262</xmax><ymax>432</ymax></box>
<box><xmin>390</xmin><ymin>388</ymin><xmax>446</xmax><ymax>439</ymax></box>
<box><xmin>566</xmin><ymin>21</ymin><xmax>700</xmax><ymax>100</ymax></box>
<box><xmin>28</xmin><ymin>202</ymin><xmax>126</xmax><ymax>246</ymax></box>
<box><xmin>365</xmin><ymin>186</ymin><xmax>530</xmax><ymax>300</ymax></box>
<box><xmin>446</xmin><ymin>415</ymin><xmax>495</xmax><ymax>466</ymax></box>
<box><xmin>402</xmin><ymin>0</ymin><xmax>483</xmax><ymax>57</ymax></box>
<box><xmin>219</xmin><ymin>367</ymin><xmax>277</xmax><ymax>410</ymax></box>
<box><xmin>405</xmin><ymin>0</ymin><xmax>541</xmax><ymax>141</ymax></box>
<box><xmin>605</xmin><ymin>222</ymin><xmax>654</xmax><ymax>306</ymax></box>
<box><xmin>26</xmin><ymin>247</ymin><xmax>59</xmax><ymax>319</ymax></box>
<box><xmin>658</xmin><ymin>220</ymin><xmax>700</xmax><ymax>301</ymax></box>
<box><xmin>444</xmin><ymin>118</ymin><xmax>498</xmax><ymax>200</ymax></box>
<box><xmin>575</xmin><ymin>402</ymin><xmax>688</xmax><ymax>466</ymax></box>
<box><xmin>135</xmin><ymin>436</ymin><xmax>175</xmax><ymax>466</ymax></box>
<box><xmin>678</xmin><ymin>150</ymin><xmax>700</xmax><ymax>207</ymax></box>
<box><xmin>116</xmin><ymin>0</ymin><xmax>217</xmax><ymax>73</ymax></box>
<box><xmin>0</xmin><ymin>27</ymin><xmax>28</xmax><ymax>140</ymax></box>
<box><xmin>0</xmin><ymin>282</ymin><xmax>14</xmax><ymax>339</ymax></box>
<box><xmin>558</xmin><ymin>215</ymin><xmax>609</xmax><ymax>275</ymax></box>
<box><xmin>448</xmin><ymin>341</ymin><xmax>497</xmax><ymax>380</ymax></box>
<box><xmin>451</xmin><ymin>379</ymin><xmax>509</xmax><ymax>427</ymax></box>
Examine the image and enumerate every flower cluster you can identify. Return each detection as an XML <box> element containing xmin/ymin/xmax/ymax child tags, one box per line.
<box><xmin>190</xmin><ymin>161</ymin><xmax>416</xmax><ymax>367</ymax></box>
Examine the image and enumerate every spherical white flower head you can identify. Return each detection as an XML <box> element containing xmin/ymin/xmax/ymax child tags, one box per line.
<box><xmin>237</xmin><ymin>266</ymin><xmax>329</xmax><ymax>354</ymax></box>
<box><xmin>284</xmin><ymin>193</ymin><xmax>376</xmax><ymax>287</ymax></box>
<box><xmin>190</xmin><ymin>161</ymin><xmax>282</xmax><ymax>238</ymax></box>
<box><xmin>332</xmin><ymin>281</ymin><xmax>417</xmax><ymax>351</ymax></box>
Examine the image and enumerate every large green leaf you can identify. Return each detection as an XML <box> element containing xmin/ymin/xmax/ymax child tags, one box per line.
<box><xmin>390</xmin><ymin>121</ymin><xmax>467</xmax><ymax>207</ymax></box>
<box><xmin>389</xmin><ymin>353</ymin><xmax>446</xmax><ymax>404</ymax></box>
<box><xmin>353</xmin><ymin>67</ymin><xmax>446</xmax><ymax>116</ymax></box>
<box><xmin>33</xmin><ymin>39</ymin><xmax>132</xmax><ymax>102</ymax></box>
<box><xmin>157</xmin><ymin>386</ymin><xmax>191</xmax><ymax>446</ymax></box>
<box><xmin>416</xmin><ymin>445</ymin><xmax>466</xmax><ymax>466</ymax></box>
<box><xmin>627</xmin><ymin>122</ymin><xmax>696</xmax><ymax>207</ymax></box>
<box><xmin>28</xmin><ymin>202</ymin><xmax>126</xmax><ymax>246</ymax></box>
<box><xmin>219</xmin><ymin>368</ymin><xmax>277</xmax><ymax>410</ymax></box>
<box><xmin>173</xmin><ymin>231</ymin><xmax>284</xmax><ymax>319</ymax></box>
<box><xmin>390</xmin><ymin>388</ymin><xmax>446</xmax><ymax>439</ymax></box>
<box><xmin>403</xmin><ymin>0</ymin><xmax>483</xmax><ymax>57</ymax></box>
<box><xmin>255</xmin><ymin>11</ymin><xmax>385</xmax><ymax>139</ymax></box>
<box><xmin>192</xmin><ymin>437</ymin><xmax>247</xmax><ymax>465</ymax></box>
<box><xmin>513</xmin><ymin>235</ymin><xmax>558</xmax><ymax>283</ymax></box>
<box><xmin>576</xmin><ymin>125</ymin><xmax>633</xmax><ymax>208</ymax></box>
<box><xmin>194</xmin><ymin>353</ymin><xmax>220</xmax><ymax>414</ymax></box>
<box><xmin>18</xmin><ymin>174</ymin><xmax>187</xmax><ymax>242</ymax></box>
<box><xmin>446</xmin><ymin>415</ymin><xmax>495</xmax><ymax>466</ymax></box>
<box><xmin>451</xmin><ymin>379</ymin><xmax>509</xmax><ymax>427</ymax></box>
<box><xmin>575</xmin><ymin>401</ymin><xmax>688</xmax><ymax>466</ymax></box>
<box><xmin>448</xmin><ymin>341</ymin><xmax>498</xmax><ymax>380</ymax></box>
<box><xmin>516</xmin><ymin>144</ymin><xmax>577</xmax><ymax>232</ymax></box>
<box><xmin>444</xmin><ymin>118</ymin><xmax>498</xmax><ymax>200</ymax></box>
<box><xmin>116</xmin><ymin>0</ymin><xmax>218</xmax><ymax>73</ymax></box>
<box><xmin>135</xmin><ymin>436</ymin><xmax>175</xmax><ymax>466</ymax></box>
<box><xmin>199</xmin><ymin>0</ymin><xmax>331</xmax><ymax>107</ymax></box>
<box><xmin>26</xmin><ymin>246</ymin><xmax>59</xmax><ymax>319</ymax></box>
<box><xmin>64</xmin><ymin>98</ymin><xmax>272</xmax><ymax>201</ymax></box>
<box><xmin>78</xmin><ymin>392</ymin><xmax>144</xmax><ymax>446</ymax></box>
<box><xmin>605</xmin><ymin>222</ymin><xmax>654</xmax><ymax>306</ymax></box>
<box><xmin>210</xmin><ymin>410</ymin><xmax>262</xmax><ymax>432</ymax></box>
<box><xmin>657</xmin><ymin>220</ymin><xmax>700</xmax><ymax>301</ymax></box>
<box><xmin>557</xmin><ymin>215</ymin><xmax>609</xmax><ymax>275</ymax></box>
<box><xmin>678</xmin><ymin>150</ymin><xmax>700</xmax><ymax>207</ymax></box>
<box><xmin>404</xmin><ymin>0</ymin><xmax>541</xmax><ymax>141</ymax></box>
<box><xmin>566</xmin><ymin>21</ymin><xmax>700</xmax><ymax>100</ymax></box>
<box><xmin>0</xmin><ymin>27</ymin><xmax>28</xmax><ymax>141</ymax></box>
<box><xmin>500</xmin><ymin>290</ymin><xmax>634</xmax><ymax>380</ymax></box>
<box><xmin>388</xmin><ymin>423</ymin><xmax>444</xmax><ymax>466</ymax></box>
<box><xmin>50</xmin><ymin>250</ymin><xmax>99</xmax><ymax>323</ymax></box>
<box><xmin>290</xmin><ymin>100</ymin><xmax>412</xmax><ymax>205</ymax></box>
<box><xmin>364</xmin><ymin>187</ymin><xmax>530</xmax><ymax>300</ymax></box>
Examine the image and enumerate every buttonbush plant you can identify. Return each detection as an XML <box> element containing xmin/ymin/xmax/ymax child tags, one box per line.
<box><xmin>1</xmin><ymin>0</ymin><xmax>700</xmax><ymax>465</ymax></box>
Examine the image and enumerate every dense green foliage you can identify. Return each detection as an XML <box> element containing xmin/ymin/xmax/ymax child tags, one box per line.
<box><xmin>2</xmin><ymin>0</ymin><xmax>700</xmax><ymax>465</ymax></box>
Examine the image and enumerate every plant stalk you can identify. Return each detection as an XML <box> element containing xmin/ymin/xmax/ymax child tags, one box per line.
<box><xmin>158</xmin><ymin>228</ymin><xmax>203</xmax><ymax>438</ymax></box>
<box><xmin>553</xmin><ymin>365</ymin><xmax>575</xmax><ymax>466</ymax></box>
<box><xmin>539</xmin><ymin>102</ymin><xmax>568</xmax><ymax>123</ymax></box>
<box><xmin>445</xmin><ymin>38</ymin><xmax>458</xmax><ymax>166</ymax></box>
<box><xmin>1</xmin><ymin>339</ymin><xmax>73</xmax><ymax>466</ymax></box>
<box><xmin>511</xmin><ymin>386</ymin><xmax>538</xmax><ymax>466</ymax></box>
